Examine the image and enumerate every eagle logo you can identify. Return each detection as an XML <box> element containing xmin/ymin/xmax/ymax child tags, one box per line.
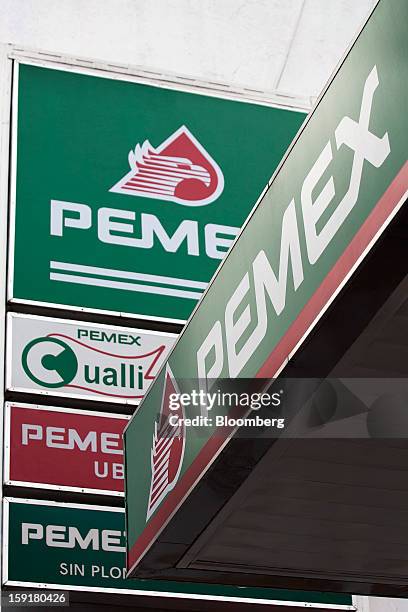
<box><xmin>110</xmin><ymin>125</ymin><xmax>224</xmax><ymax>206</ymax></box>
<box><xmin>146</xmin><ymin>365</ymin><xmax>185</xmax><ymax>521</ymax></box>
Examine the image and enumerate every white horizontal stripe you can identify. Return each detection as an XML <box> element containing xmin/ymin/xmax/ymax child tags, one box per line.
<box><xmin>154</xmin><ymin>432</ymin><xmax>178</xmax><ymax>460</ymax></box>
<box><xmin>151</xmin><ymin>467</ymin><xmax>170</xmax><ymax>492</ymax></box>
<box><xmin>155</xmin><ymin>421</ymin><xmax>175</xmax><ymax>443</ymax></box>
<box><xmin>150</xmin><ymin>486</ymin><xmax>167</xmax><ymax>508</ymax></box>
<box><xmin>145</xmin><ymin>155</ymin><xmax>190</xmax><ymax>166</ymax></box>
<box><xmin>50</xmin><ymin>273</ymin><xmax>202</xmax><ymax>300</ymax></box>
<box><xmin>151</xmin><ymin>482</ymin><xmax>168</xmax><ymax>503</ymax></box>
<box><xmin>134</xmin><ymin>172</ymin><xmax>180</xmax><ymax>184</ymax></box>
<box><xmin>146</xmin><ymin>156</ymin><xmax>208</xmax><ymax>175</ymax></box>
<box><xmin>155</xmin><ymin>427</ymin><xmax>177</xmax><ymax>454</ymax></box>
<box><xmin>50</xmin><ymin>261</ymin><xmax>207</xmax><ymax>290</ymax></box>
<box><xmin>153</xmin><ymin>445</ymin><xmax>172</xmax><ymax>470</ymax></box>
<box><xmin>131</xmin><ymin>175</ymin><xmax>180</xmax><ymax>186</ymax></box>
<box><xmin>154</xmin><ymin>430</ymin><xmax>175</xmax><ymax>456</ymax></box>
<box><xmin>152</xmin><ymin>459</ymin><xmax>172</xmax><ymax>487</ymax></box>
<box><xmin>139</xmin><ymin>167</ymin><xmax>210</xmax><ymax>181</ymax></box>
<box><xmin>138</xmin><ymin>165</ymin><xmax>209</xmax><ymax>180</ymax></box>
<box><xmin>152</xmin><ymin>468</ymin><xmax>170</xmax><ymax>491</ymax></box>
<box><xmin>143</xmin><ymin>161</ymin><xmax>209</xmax><ymax>176</ymax></box>
<box><xmin>140</xmin><ymin>160</ymin><xmax>210</xmax><ymax>176</ymax></box>
<box><xmin>124</xmin><ymin>184</ymin><xmax>174</xmax><ymax>194</ymax></box>
<box><xmin>134</xmin><ymin>167</ymin><xmax>178</xmax><ymax>181</ymax></box>
<box><xmin>152</xmin><ymin>456</ymin><xmax>170</xmax><ymax>483</ymax></box>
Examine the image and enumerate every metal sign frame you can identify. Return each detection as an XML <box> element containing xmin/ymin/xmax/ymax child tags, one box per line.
<box><xmin>3</xmin><ymin>402</ymin><xmax>130</xmax><ymax>497</ymax></box>
<box><xmin>5</xmin><ymin>312</ymin><xmax>177</xmax><ymax>404</ymax></box>
<box><xmin>1</xmin><ymin>497</ymin><xmax>355</xmax><ymax>610</ymax></box>
<box><xmin>5</xmin><ymin>46</ymin><xmax>310</xmax><ymax>325</ymax></box>
<box><xmin>0</xmin><ymin>41</ymin><xmax>14</xmax><ymax>610</ymax></box>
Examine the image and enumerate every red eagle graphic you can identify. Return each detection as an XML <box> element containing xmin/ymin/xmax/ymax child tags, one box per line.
<box><xmin>146</xmin><ymin>365</ymin><xmax>185</xmax><ymax>521</ymax></box>
<box><xmin>110</xmin><ymin>126</ymin><xmax>224</xmax><ymax>206</ymax></box>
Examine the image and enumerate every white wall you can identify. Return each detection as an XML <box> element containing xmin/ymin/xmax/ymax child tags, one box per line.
<box><xmin>0</xmin><ymin>0</ymin><xmax>375</xmax><ymax>99</ymax></box>
<box><xmin>354</xmin><ymin>596</ymin><xmax>408</xmax><ymax>612</ymax></box>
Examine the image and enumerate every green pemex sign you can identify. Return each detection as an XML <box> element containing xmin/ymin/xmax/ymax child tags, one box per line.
<box><xmin>9</xmin><ymin>63</ymin><xmax>305</xmax><ymax>322</ymax></box>
<box><xmin>3</xmin><ymin>498</ymin><xmax>352</xmax><ymax>609</ymax></box>
<box><xmin>124</xmin><ymin>0</ymin><xmax>408</xmax><ymax>573</ymax></box>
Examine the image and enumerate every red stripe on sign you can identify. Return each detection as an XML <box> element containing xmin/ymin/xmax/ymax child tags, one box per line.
<box><xmin>127</xmin><ymin>161</ymin><xmax>408</xmax><ymax>573</ymax></box>
<box><xmin>257</xmin><ymin>162</ymin><xmax>408</xmax><ymax>378</ymax></box>
<box><xmin>47</xmin><ymin>335</ymin><xmax>166</xmax><ymax>360</ymax></box>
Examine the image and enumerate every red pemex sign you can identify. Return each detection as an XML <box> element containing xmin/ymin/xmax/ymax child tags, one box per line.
<box><xmin>4</xmin><ymin>403</ymin><xmax>129</xmax><ymax>496</ymax></box>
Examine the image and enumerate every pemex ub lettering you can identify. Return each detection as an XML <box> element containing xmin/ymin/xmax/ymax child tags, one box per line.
<box><xmin>21</xmin><ymin>422</ymin><xmax>124</xmax><ymax>481</ymax></box>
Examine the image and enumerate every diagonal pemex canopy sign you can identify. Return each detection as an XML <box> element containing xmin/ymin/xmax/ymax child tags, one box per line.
<box><xmin>124</xmin><ymin>0</ymin><xmax>408</xmax><ymax>576</ymax></box>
